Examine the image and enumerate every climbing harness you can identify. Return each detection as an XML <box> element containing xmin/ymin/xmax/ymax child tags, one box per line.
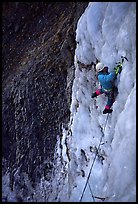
<box><xmin>79</xmin><ymin>113</ymin><xmax>110</xmax><ymax>202</ymax></box>
<box><xmin>103</xmin><ymin>88</ymin><xmax>112</xmax><ymax>92</ymax></box>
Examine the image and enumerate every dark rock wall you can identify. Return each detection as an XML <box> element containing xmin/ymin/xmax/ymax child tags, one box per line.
<box><xmin>2</xmin><ymin>1</ymin><xmax>88</xmax><ymax>196</ymax></box>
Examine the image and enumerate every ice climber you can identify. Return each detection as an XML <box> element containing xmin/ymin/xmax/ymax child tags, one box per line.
<box><xmin>92</xmin><ymin>62</ymin><xmax>122</xmax><ymax>114</ymax></box>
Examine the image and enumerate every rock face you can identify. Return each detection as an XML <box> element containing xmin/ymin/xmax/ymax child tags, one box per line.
<box><xmin>2</xmin><ymin>2</ymin><xmax>88</xmax><ymax>201</ymax></box>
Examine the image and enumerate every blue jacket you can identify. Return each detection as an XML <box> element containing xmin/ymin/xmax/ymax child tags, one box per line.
<box><xmin>98</xmin><ymin>71</ymin><xmax>117</xmax><ymax>91</ymax></box>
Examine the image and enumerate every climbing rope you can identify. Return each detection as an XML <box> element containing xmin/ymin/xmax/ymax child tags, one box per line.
<box><xmin>88</xmin><ymin>181</ymin><xmax>95</xmax><ymax>202</ymax></box>
<box><xmin>79</xmin><ymin>113</ymin><xmax>110</xmax><ymax>202</ymax></box>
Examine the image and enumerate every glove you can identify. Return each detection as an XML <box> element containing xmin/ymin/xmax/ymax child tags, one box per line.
<box><xmin>114</xmin><ymin>64</ymin><xmax>122</xmax><ymax>75</ymax></box>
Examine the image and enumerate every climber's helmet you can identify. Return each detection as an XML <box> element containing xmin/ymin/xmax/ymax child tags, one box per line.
<box><xmin>96</xmin><ymin>62</ymin><xmax>105</xmax><ymax>72</ymax></box>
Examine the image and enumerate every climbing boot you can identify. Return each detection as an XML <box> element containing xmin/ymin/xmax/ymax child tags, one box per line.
<box><xmin>103</xmin><ymin>108</ymin><xmax>113</xmax><ymax>114</ymax></box>
<box><xmin>92</xmin><ymin>92</ymin><xmax>97</xmax><ymax>98</ymax></box>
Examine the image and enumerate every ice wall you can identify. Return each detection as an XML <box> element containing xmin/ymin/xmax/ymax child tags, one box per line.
<box><xmin>58</xmin><ymin>2</ymin><xmax>136</xmax><ymax>202</ymax></box>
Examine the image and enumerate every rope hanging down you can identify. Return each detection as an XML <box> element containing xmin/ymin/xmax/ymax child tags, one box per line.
<box><xmin>79</xmin><ymin>113</ymin><xmax>110</xmax><ymax>202</ymax></box>
<box><xmin>88</xmin><ymin>181</ymin><xmax>95</xmax><ymax>202</ymax></box>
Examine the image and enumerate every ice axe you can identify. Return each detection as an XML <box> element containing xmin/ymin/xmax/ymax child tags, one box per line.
<box><xmin>116</xmin><ymin>56</ymin><xmax>128</xmax><ymax>65</ymax></box>
<box><xmin>121</xmin><ymin>56</ymin><xmax>128</xmax><ymax>63</ymax></box>
<box><xmin>114</xmin><ymin>56</ymin><xmax>128</xmax><ymax>74</ymax></box>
